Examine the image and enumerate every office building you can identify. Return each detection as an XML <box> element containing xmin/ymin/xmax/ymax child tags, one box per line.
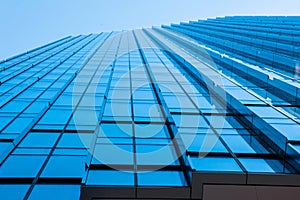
<box><xmin>0</xmin><ymin>16</ymin><xmax>300</xmax><ymax>199</ymax></box>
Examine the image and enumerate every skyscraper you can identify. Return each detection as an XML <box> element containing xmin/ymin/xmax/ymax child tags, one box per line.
<box><xmin>0</xmin><ymin>16</ymin><xmax>300</xmax><ymax>200</ymax></box>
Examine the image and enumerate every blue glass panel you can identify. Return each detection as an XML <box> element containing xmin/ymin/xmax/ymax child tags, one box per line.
<box><xmin>86</xmin><ymin>170</ymin><xmax>134</xmax><ymax>186</ymax></box>
<box><xmin>41</xmin><ymin>155</ymin><xmax>86</xmax><ymax>178</ymax></box>
<box><xmin>1</xmin><ymin>101</ymin><xmax>30</xmax><ymax>113</ymax></box>
<box><xmin>70</xmin><ymin>109</ymin><xmax>100</xmax><ymax>126</ymax></box>
<box><xmin>271</xmin><ymin>124</ymin><xmax>300</xmax><ymax>141</ymax></box>
<box><xmin>133</xmin><ymin>89</ymin><xmax>155</xmax><ymax>100</ymax></box>
<box><xmin>205</xmin><ymin>116</ymin><xmax>236</xmax><ymax>129</ymax></box>
<box><xmin>138</xmin><ymin>171</ymin><xmax>187</xmax><ymax>186</ymax></box>
<box><xmin>106</xmin><ymin>89</ymin><xmax>131</xmax><ymax>101</ymax></box>
<box><xmin>25</xmin><ymin>101</ymin><xmax>48</xmax><ymax>114</ymax></box>
<box><xmin>3</xmin><ymin>117</ymin><xmax>34</xmax><ymax>134</ymax></box>
<box><xmin>17</xmin><ymin>89</ymin><xmax>43</xmax><ymax>99</ymax></box>
<box><xmin>164</xmin><ymin>95</ymin><xmax>180</xmax><ymax>108</ymax></box>
<box><xmin>249</xmin><ymin>106</ymin><xmax>286</xmax><ymax>118</ymax></box>
<box><xmin>54</xmin><ymin>94</ymin><xmax>74</xmax><ymax>107</ymax></box>
<box><xmin>97</xmin><ymin>137</ymin><xmax>133</xmax><ymax>145</ymax></box>
<box><xmin>12</xmin><ymin>148</ymin><xmax>51</xmax><ymax>155</ymax></box>
<box><xmin>0</xmin><ymin>116</ymin><xmax>13</xmax><ymax>131</ymax></box>
<box><xmin>136</xmin><ymin>145</ymin><xmax>179</xmax><ymax>166</ymax></box>
<box><xmin>136</xmin><ymin>138</ymin><xmax>171</xmax><ymax>145</ymax></box>
<box><xmin>99</xmin><ymin>124</ymin><xmax>133</xmax><ymax>138</ymax></box>
<box><xmin>134</xmin><ymin>124</ymin><xmax>169</xmax><ymax>138</ymax></box>
<box><xmin>183</xmin><ymin>134</ymin><xmax>228</xmax><ymax>153</ymax></box>
<box><xmin>239</xmin><ymin>158</ymin><xmax>275</xmax><ymax>173</ymax></box>
<box><xmin>0</xmin><ymin>184</ymin><xmax>30</xmax><ymax>200</ymax></box>
<box><xmin>28</xmin><ymin>184</ymin><xmax>80</xmax><ymax>200</ymax></box>
<box><xmin>39</xmin><ymin>90</ymin><xmax>59</xmax><ymax>100</ymax></box>
<box><xmin>19</xmin><ymin>132</ymin><xmax>60</xmax><ymax>148</ymax></box>
<box><xmin>0</xmin><ymin>142</ymin><xmax>12</xmax><ymax>157</ymax></box>
<box><xmin>0</xmin><ymin>155</ymin><xmax>47</xmax><ymax>178</ymax></box>
<box><xmin>38</xmin><ymin>109</ymin><xmax>71</xmax><ymax>125</ymax></box>
<box><xmin>189</xmin><ymin>156</ymin><xmax>242</xmax><ymax>172</ymax></box>
<box><xmin>57</xmin><ymin>133</ymin><xmax>93</xmax><ymax>149</ymax></box>
<box><xmin>92</xmin><ymin>144</ymin><xmax>134</xmax><ymax>165</ymax></box>
<box><xmin>53</xmin><ymin>148</ymin><xmax>88</xmax><ymax>156</ymax></box>
<box><xmin>133</xmin><ymin>103</ymin><xmax>163</xmax><ymax>118</ymax></box>
<box><xmin>221</xmin><ymin>135</ymin><xmax>256</xmax><ymax>154</ymax></box>
<box><xmin>172</xmin><ymin>114</ymin><xmax>209</xmax><ymax>128</ymax></box>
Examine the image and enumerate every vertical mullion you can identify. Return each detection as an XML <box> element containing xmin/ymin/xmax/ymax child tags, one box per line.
<box><xmin>132</xmin><ymin>30</ymin><xmax>192</xmax><ymax>187</ymax></box>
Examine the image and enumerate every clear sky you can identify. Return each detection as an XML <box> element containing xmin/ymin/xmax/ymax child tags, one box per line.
<box><xmin>1</xmin><ymin>0</ymin><xmax>300</xmax><ymax>60</ymax></box>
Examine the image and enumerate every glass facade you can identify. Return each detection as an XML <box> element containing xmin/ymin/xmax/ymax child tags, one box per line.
<box><xmin>0</xmin><ymin>16</ymin><xmax>300</xmax><ymax>199</ymax></box>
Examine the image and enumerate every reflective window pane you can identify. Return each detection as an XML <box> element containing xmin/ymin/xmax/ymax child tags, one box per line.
<box><xmin>189</xmin><ymin>156</ymin><xmax>242</xmax><ymax>172</ymax></box>
<box><xmin>19</xmin><ymin>132</ymin><xmax>60</xmax><ymax>148</ymax></box>
<box><xmin>28</xmin><ymin>184</ymin><xmax>80</xmax><ymax>200</ymax></box>
<box><xmin>138</xmin><ymin>171</ymin><xmax>187</xmax><ymax>186</ymax></box>
<box><xmin>41</xmin><ymin>155</ymin><xmax>86</xmax><ymax>178</ymax></box>
<box><xmin>86</xmin><ymin>170</ymin><xmax>134</xmax><ymax>186</ymax></box>
<box><xmin>0</xmin><ymin>155</ymin><xmax>47</xmax><ymax>178</ymax></box>
<box><xmin>0</xmin><ymin>184</ymin><xmax>30</xmax><ymax>200</ymax></box>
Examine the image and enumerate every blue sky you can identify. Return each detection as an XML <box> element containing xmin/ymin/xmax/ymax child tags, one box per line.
<box><xmin>1</xmin><ymin>0</ymin><xmax>300</xmax><ymax>60</ymax></box>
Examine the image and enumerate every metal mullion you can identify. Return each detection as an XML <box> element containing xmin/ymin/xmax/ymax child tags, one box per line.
<box><xmin>0</xmin><ymin>35</ymin><xmax>84</xmax><ymax>81</ymax></box>
<box><xmin>80</xmin><ymin>33</ymin><xmax>125</xmax><ymax>182</ymax></box>
<box><xmin>0</xmin><ymin>34</ymin><xmax>104</xmax><ymax>133</ymax></box>
<box><xmin>0</xmin><ymin>34</ymin><xmax>107</xmax><ymax>166</ymax></box>
<box><xmin>146</xmin><ymin>28</ymin><xmax>290</xmax><ymax>174</ymax></box>
<box><xmin>168</xmin><ymin>24</ymin><xmax>299</xmax><ymax>81</ymax></box>
<box><xmin>1</xmin><ymin>35</ymin><xmax>92</xmax><ymax>83</ymax></box>
<box><xmin>183</xmin><ymin>22</ymin><xmax>297</xmax><ymax>61</ymax></box>
<box><xmin>127</xmin><ymin>32</ymin><xmax>138</xmax><ymax>187</ymax></box>
<box><xmin>143</xmin><ymin>28</ymin><xmax>249</xmax><ymax>174</ymax></box>
<box><xmin>23</xmin><ymin>33</ymin><xmax>116</xmax><ymax>200</ymax></box>
<box><xmin>132</xmin><ymin>30</ymin><xmax>192</xmax><ymax>187</ymax></box>
<box><xmin>0</xmin><ymin>35</ymin><xmax>74</xmax><ymax>72</ymax></box>
<box><xmin>149</xmin><ymin>28</ymin><xmax>300</xmax><ymax>128</ymax></box>
<box><xmin>0</xmin><ymin>34</ymin><xmax>101</xmax><ymax>110</ymax></box>
<box><xmin>146</xmin><ymin>41</ymin><xmax>244</xmax><ymax>167</ymax></box>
